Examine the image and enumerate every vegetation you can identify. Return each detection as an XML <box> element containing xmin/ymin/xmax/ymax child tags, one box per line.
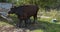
<box><xmin>0</xmin><ymin>0</ymin><xmax>60</xmax><ymax>8</ymax></box>
<box><xmin>0</xmin><ymin>0</ymin><xmax>60</xmax><ymax>32</ymax></box>
<box><xmin>0</xmin><ymin>12</ymin><xmax>60</xmax><ymax>32</ymax></box>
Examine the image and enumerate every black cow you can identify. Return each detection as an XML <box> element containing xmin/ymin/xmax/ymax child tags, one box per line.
<box><xmin>8</xmin><ymin>5</ymin><xmax>39</xmax><ymax>28</ymax></box>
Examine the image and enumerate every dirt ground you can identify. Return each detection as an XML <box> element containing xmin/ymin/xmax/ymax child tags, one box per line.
<box><xmin>0</xmin><ymin>18</ymin><xmax>33</xmax><ymax>32</ymax></box>
<box><xmin>0</xmin><ymin>25</ymin><xmax>32</xmax><ymax>32</ymax></box>
<box><xmin>0</xmin><ymin>17</ymin><xmax>46</xmax><ymax>32</ymax></box>
<box><xmin>0</xmin><ymin>23</ymin><xmax>40</xmax><ymax>32</ymax></box>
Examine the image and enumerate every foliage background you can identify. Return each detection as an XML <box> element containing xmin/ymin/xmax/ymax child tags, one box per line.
<box><xmin>0</xmin><ymin>0</ymin><xmax>60</xmax><ymax>32</ymax></box>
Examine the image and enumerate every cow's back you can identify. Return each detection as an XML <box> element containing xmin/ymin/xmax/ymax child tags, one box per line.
<box><xmin>24</xmin><ymin>5</ymin><xmax>38</xmax><ymax>16</ymax></box>
<box><xmin>17</xmin><ymin>5</ymin><xmax>39</xmax><ymax>19</ymax></box>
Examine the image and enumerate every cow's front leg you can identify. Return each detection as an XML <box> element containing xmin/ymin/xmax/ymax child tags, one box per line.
<box><xmin>24</xmin><ymin>18</ymin><xmax>31</xmax><ymax>28</ymax></box>
<box><xmin>16</xmin><ymin>19</ymin><xmax>23</xmax><ymax>28</ymax></box>
<box><xmin>24</xmin><ymin>19</ymin><xmax>28</xmax><ymax>28</ymax></box>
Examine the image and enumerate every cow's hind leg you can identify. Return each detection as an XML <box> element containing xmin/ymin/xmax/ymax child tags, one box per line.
<box><xmin>33</xmin><ymin>14</ymin><xmax>37</xmax><ymax>24</ymax></box>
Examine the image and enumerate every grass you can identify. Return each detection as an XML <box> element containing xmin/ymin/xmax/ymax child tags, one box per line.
<box><xmin>33</xmin><ymin>29</ymin><xmax>44</xmax><ymax>32</ymax></box>
<box><xmin>0</xmin><ymin>16</ymin><xmax>60</xmax><ymax>32</ymax></box>
<box><xmin>33</xmin><ymin>20</ymin><xmax>60</xmax><ymax>32</ymax></box>
<box><xmin>0</xmin><ymin>10</ymin><xmax>60</xmax><ymax>32</ymax></box>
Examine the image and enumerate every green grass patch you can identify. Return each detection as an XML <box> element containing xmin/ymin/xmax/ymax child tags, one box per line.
<box><xmin>0</xmin><ymin>11</ymin><xmax>60</xmax><ymax>32</ymax></box>
<box><xmin>0</xmin><ymin>21</ymin><xmax>13</xmax><ymax>26</ymax></box>
<box><xmin>33</xmin><ymin>29</ymin><xmax>44</xmax><ymax>32</ymax></box>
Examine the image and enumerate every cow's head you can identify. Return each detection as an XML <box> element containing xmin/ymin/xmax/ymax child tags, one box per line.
<box><xmin>8</xmin><ymin>6</ymin><xmax>17</xmax><ymax>14</ymax></box>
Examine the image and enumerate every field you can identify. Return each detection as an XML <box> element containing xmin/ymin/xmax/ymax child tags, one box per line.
<box><xmin>0</xmin><ymin>10</ymin><xmax>60</xmax><ymax>32</ymax></box>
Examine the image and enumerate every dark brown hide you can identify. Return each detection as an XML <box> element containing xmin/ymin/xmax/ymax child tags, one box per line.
<box><xmin>8</xmin><ymin>5</ymin><xmax>39</xmax><ymax>27</ymax></box>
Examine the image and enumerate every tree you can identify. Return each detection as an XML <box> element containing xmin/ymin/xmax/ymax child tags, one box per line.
<box><xmin>0</xmin><ymin>0</ymin><xmax>60</xmax><ymax>9</ymax></box>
